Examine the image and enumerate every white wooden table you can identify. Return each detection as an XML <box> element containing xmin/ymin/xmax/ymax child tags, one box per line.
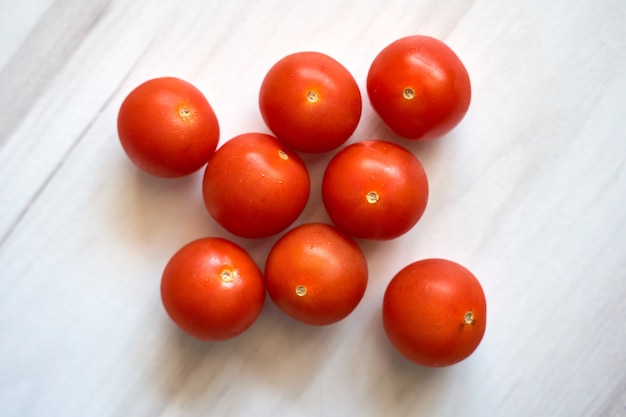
<box><xmin>1</xmin><ymin>1</ymin><xmax>625</xmax><ymax>416</ymax></box>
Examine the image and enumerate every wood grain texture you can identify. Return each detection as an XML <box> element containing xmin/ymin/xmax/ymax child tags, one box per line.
<box><xmin>1</xmin><ymin>0</ymin><xmax>625</xmax><ymax>416</ymax></box>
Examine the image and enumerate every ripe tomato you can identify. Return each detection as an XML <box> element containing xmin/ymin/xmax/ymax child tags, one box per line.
<box><xmin>322</xmin><ymin>140</ymin><xmax>428</xmax><ymax>240</ymax></box>
<box><xmin>202</xmin><ymin>133</ymin><xmax>310</xmax><ymax>239</ymax></box>
<box><xmin>264</xmin><ymin>223</ymin><xmax>368</xmax><ymax>325</ymax></box>
<box><xmin>382</xmin><ymin>259</ymin><xmax>486</xmax><ymax>367</ymax></box>
<box><xmin>117</xmin><ymin>77</ymin><xmax>220</xmax><ymax>177</ymax></box>
<box><xmin>160</xmin><ymin>237</ymin><xmax>265</xmax><ymax>341</ymax></box>
<box><xmin>259</xmin><ymin>51</ymin><xmax>362</xmax><ymax>153</ymax></box>
<box><xmin>367</xmin><ymin>35</ymin><xmax>471</xmax><ymax>140</ymax></box>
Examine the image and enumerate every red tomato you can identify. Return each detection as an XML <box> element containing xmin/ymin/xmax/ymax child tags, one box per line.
<box><xmin>202</xmin><ymin>133</ymin><xmax>310</xmax><ymax>239</ymax></box>
<box><xmin>117</xmin><ymin>77</ymin><xmax>220</xmax><ymax>177</ymax></box>
<box><xmin>367</xmin><ymin>35</ymin><xmax>471</xmax><ymax>140</ymax></box>
<box><xmin>265</xmin><ymin>223</ymin><xmax>368</xmax><ymax>325</ymax></box>
<box><xmin>322</xmin><ymin>140</ymin><xmax>428</xmax><ymax>240</ymax></box>
<box><xmin>160</xmin><ymin>237</ymin><xmax>265</xmax><ymax>341</ymax></box>
<box><xmin>259</xmin><ymin>52</ymin><xmax>362</xmax><ymax>153</ymax></box>
<box><xmin>382</xmin><ymin>259</ymin><xmax>486</xmax><ymax>367</ymax></box>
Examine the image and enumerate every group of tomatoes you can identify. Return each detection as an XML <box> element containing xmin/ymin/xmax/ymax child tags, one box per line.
<box><xmin>117</xmin><ymin>35</ymin><xmax>486</xmax><ymax>368</ymax></box>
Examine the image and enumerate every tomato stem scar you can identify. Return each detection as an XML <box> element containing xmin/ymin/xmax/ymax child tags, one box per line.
<box><xmin>305</xmin><ymin>90</ymin><xmax>318</xmax><ymax>103</ymax></box>
<box><xmin>402</xmin><ymin>87</ymin><xmax>415</xmax><ymax>100</ymax></box>
<box><xmin>179</xmin><ymin>107</ymin><xmax>193</xmax><ymax>118</ymax></box>
<box><xmin>295</xmin><ymin>285</ymin><xmax>307</xmax><ymax>296</ymax></box>
<box><xmin>278</xmin><ymin>149</ymin><xmax>289</xmax><ymax>160</ymax></box>
<box><xmin>220</xmin><ymin>270</ymin><xmax>234</xmax><ymax>282</ymax></box>
<box><xmin>366</xmin><ymin>191</ymin><xmax>380</xmax><ymax>204</ymax></box>
<box><xmin>464</xmin><ymin>311</ymin><xmax>474</xmax><ymax>325</ymax></box>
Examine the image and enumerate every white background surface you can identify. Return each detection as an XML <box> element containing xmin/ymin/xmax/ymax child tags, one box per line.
<box><xmin>1</xmin><ymin>0</ymin><xmax>625</xmax><ymax>416</ymax></box>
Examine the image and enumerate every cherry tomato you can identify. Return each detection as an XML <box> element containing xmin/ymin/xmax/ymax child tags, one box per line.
<box><xmin>367</xmin><ymin>35</ymin><xmax>471</xmax><ymax>140</ymax></box>
<box><xmin>259</xmin><ymin>51</ymin><xmax>362</xmax><ymax>153</ymax></box>
<box><xmin>265</xmin><ymin>223</ymin><xmax>368</xmax><ymax>325</ymax></box>
<box><xmin>202</xmin><ymin>133</ymin><xmax>310</xmax><ymax>239</ymax></box>
<box><xmin>117</xmin><ymin>77</ymin><xmax>220</xmax><ymax>177</ymax></box>
<box><xmin>382</xmin><ymin>259</ymin><xmax>486</xmax><ymax>367</ymax></box>
<box><xmin>322</xmin><ymin>140</ymin><xmax>428</xmax><ymax>240</ymax></box>
<box><xmin>160</xmin><ymin>237</ymin><xmax>265</xmax><ymax>341</ymax></box>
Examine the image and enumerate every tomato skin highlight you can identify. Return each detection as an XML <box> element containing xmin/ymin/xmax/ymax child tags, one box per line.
<box><xmin>264</xmin><ymin>223</ymin><xmax>368</xmax><ymax>326</ymax></box>
<box><xmin>367</xmin><ymin>35</ymin><xmax>471</xmax><ymax>140</ymax></box>
<box><xmin>160</xmin><ymin>237</ymin><xmax>266</xmax><ymax>341</ymax></box>
<box><xmin>322</xmin><ymin>140</ymin><xmax>428</xmax><ymax>240</ymax></box>
<box><xmin>382</xmin><ymin>259</ymin><xmax>487</xmax><ymax>367</ymax></box>
<box><xmin>202</xmin><ymin>132</ymin><xmax>310</xmax><ymax>239</ymax></box>
<box><xmin>117</xmin><ymin>77</ymin><xmax>220</xmax><ymax>177</ymax></box>
<box><xmin>259</xmin><ymin>51</ymin><xmax>362</xmax><ymax>153</ymax></box>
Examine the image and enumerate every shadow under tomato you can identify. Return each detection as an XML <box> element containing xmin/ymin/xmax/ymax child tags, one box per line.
<box><xmin>242</xmin><ymin>298</ymin><xmax>344</xmax><ymax>388</ymax></box>
<box><xmin>361</xmin><ymin>304</ymin><xmax>455</xmax><ymax>416</ymax></box>
<box><xmin>146</xmin><ymin>319</ymin><xmax>250</xmax><ymax>411</ymax></box>
<box><xmin>294</xmin><ymin>150</ymin><xmax>335</xmax><ymax>225</ymax></box>
<box><xmin>128</xmin><ymin>266</ymin><xmax>454</xmax><ymax>416</ymax></box>
<box><xmin>139</xmin><ymin>292</ymin><xmax>343</xmax><ymax>410</ymax></box>
<box><xmin>366</xmin><ymin>117</ymin><xmax>458</xmax><ymax>167</ymax></box>
<box><xmin>112</xmin><ymin>164</ymin><xmax>221</xmax><ymax>254</ymax></box>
